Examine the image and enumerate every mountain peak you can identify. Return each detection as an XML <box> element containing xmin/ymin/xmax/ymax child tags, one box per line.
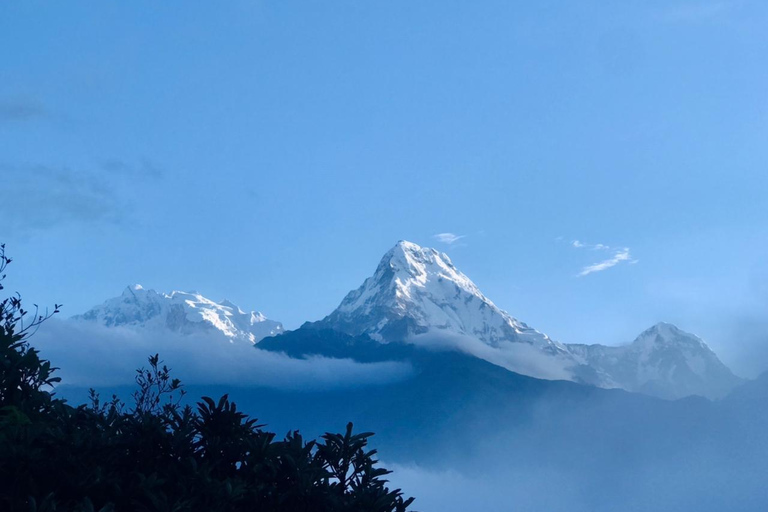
<box><xmin>647</xmin><ymin>321</ymin><xmax>681</xmax><ymax>334</ymax></box>
<box><xmin>392</xmin><ymin>239</ymin><xmax>447</xmax><ymax>259</ymax></box>
<box><xmin>380</xmin><ymin>240</ymin><xmax>451</xmax><ymax>272</ymax></box>
<box><xmin>568</xmin><ymin>322</ymin><xmax>741</xmax><ymax>399</ymax></box>
<box><xmin>393</xmin><ymin>239</ymin><xmax>422</xmax><ymax>251</ymax></box>
<box><xmin>634</xmin><ymin>322</ymin><xmax>711</xmax><ymax>352</ymax></box>
<box><xmin>218</xmin><ymin>299</ymin><xmax>244</xmax><ymax>313</ymax></box>
<box><xmin>75</xmin><ymin>286</ymin><xmax>283</xmax><ymax>343</ymax></box>
<box><xmin>372</xmin><ymin>241</ymin><xmax>479</xmax><ymax>304</ymax></box>
<box><xmin>122</xmin><ymin>284</ymin><xmax>146</xmax><ymax>297</ymax></box>
<box><xmin>311</xmin><ymin>241</ymin><xmax>565</xmax><ymax>354</ymax></box>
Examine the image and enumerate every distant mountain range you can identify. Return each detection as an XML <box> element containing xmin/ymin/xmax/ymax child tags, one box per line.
<box><xmin>58</xmin><ymin>240</ymin><xmax>765</xmax><ymax>511</ymax></box>
<box><xmin>72</xmin><ymin>240</ymin><xmax>742</xmax><ymax>400</ymax></box>
<box><xmin>73</xmin><ymin>284</ymin><xmax>283</xmax><ymax>343</ymax></box>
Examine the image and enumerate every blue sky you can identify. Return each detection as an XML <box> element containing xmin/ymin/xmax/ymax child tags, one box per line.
<box><xmin>2</xmin><ymin>0</ymin><xmax>767</xmax><ymax>375</ymax></box>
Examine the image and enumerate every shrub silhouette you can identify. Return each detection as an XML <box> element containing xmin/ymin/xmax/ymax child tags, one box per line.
<box><xmin>0</xmin><ymin>245</ymin><xmax>415</xmax><ymax>512</ymax></box>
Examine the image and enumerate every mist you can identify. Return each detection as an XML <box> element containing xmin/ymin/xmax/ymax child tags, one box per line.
<box><xmin>25</xmin><ymin>320</ymin><xmax>768</xmax><ymax>512</ymax></box>
<box><xmin>410</xmin><ymin>331</ymin><xmax>574</xmax><ymax>381</ymax></box>
<box><xmin>387</xmin><ymin>459</ymin><xmax>768</xmax><ymax>512</ymax></box>
<box><xmin>29</xmin><ymin>319</ymin><xmax>414</xmax><ymax>390</ymax></box>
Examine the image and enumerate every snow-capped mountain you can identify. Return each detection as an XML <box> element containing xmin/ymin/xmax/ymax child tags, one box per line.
<box><xmin>310</xmin><ymin>241</ymin><xmax>563</xmax><ymax>349</ymax></box>
<box><xmin>567</xmin><ymin>323</ymin><xmax>742</xmax><ymax>399</ymax></box>
<box><xmin>306</xmin><ymin>240</ymin><xmax>741</xmax><ymax>399</ymax></box>
<box><xmin>306</xmin><ymin>240</ymin><xmax>589</xmax><ymax>382</ymax></box>
<box><xmin>73</xmin><ymin>285</ymin><xmax>283</xmax><ymax>343</ymax></box>
<box><xmin>69</xmin><ymin>243</ymin><xmax>742</xmax><ymax>400</ymax></box>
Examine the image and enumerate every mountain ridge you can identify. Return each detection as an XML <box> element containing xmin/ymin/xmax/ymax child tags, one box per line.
<box><xmin>73</xmin><ymin>284</ymin><xmax>283</xmax><ymax>344</ymax></box>
<box><xmin>70</xmin><ymin>241</ymin><xmax>742</xmax><ymax>400</ymax></box>
<box><xmin>303</xmin><ymin>241</ymin><xmax>741</xmax><ymax>399</ymax></box>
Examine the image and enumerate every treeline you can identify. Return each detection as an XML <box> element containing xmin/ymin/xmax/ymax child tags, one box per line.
<box><xmin>0</xmin><ymin>245</ymin><xmax>415</xmax><ymax>512</ymax></box>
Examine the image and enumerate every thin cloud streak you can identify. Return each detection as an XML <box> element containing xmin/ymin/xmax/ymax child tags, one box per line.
<box><xmin>0</xmin><ymin>97</ymin><xmax>49</xmax><ymax>122</ymax></box>
<box><xmin>578</xmin><ymin>248</ymin><xmax>633</xmax><ymax>276</ymax></box>
<box><xmin>0</xmin><ymin>163</ymin><xmax>122</xmax><ymax>233</ymax></box>
<box><xmin>572</xmin><ymin>240</ymin><xmax>610</xmax><ymax>251</ymax></box>
<box><xmin>433</xmin><ymin>233</ymin><xmax>465</xmax><ymax>245</ymax></box>
<box><xmin>0</xmin><ymin>160</ymin><xmax>164</xmax><ymax>234</ymax></box>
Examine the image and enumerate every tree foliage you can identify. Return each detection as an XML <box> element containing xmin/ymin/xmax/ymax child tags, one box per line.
<box><xmin>0</xmin><ymin>245</ymin><xmax>415</xmax><ymax>512</ymax></box>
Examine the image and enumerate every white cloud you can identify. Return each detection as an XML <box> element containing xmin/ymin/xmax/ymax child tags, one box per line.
<box><xmin>572</xmin><ymin>240</ymin><xmax>610</xmax><ymax>251</ymax></box>
<box><xmin>409</xmin><ymin>332</ymin><xmax>573</xmax><ymax>381</ymax></box>
<box><xmin>29</xmin><ymin>319</ymin><xmax>414</xmax><ymax>390</ymax></box>
<box><xmin>433</xmin><ymin>233</ymin><xmax>465</xmax><ymax>245</ymax></box>
<box><xmin>565</xmin><ymin>239</ymin><xmax>636</xmax><ymax>276</ymax></box>
<box><xmin>578</xmin><ymin>248</ymin><xmax>633</xmax><ymax>277</ymax></box>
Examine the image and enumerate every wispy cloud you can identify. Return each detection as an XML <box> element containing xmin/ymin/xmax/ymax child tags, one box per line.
<box><xmin>0</xmin><ymin>163</ymin><xmax>121</xmax><ymax>233</ymax></box>
<box><xmin>0</xmin><ymin>159</ymin><xmax>163</xmax><ymax>234</ymax></box>
<box><xmin>0</xmin><ymin>97</ymin><xmax>49</xmax><ymax>122</ymax></box>
<box><xmin>411</xmin><ymin>332</ymin><xmax>573</xmax><ymax>381</ymax></box>
<box><xmin>578</xmin><ymin>248</ymin><xmax>634</xmax><ymax>277</ymax></box>
<box><xmin>100</xmin><ymin>158</ymin><xmax>164</xmax><ymax>179</ymax></box>
<box><xmin>565</xmin><ymin>239</ymin><xmax>637</xmax><ymax>276</ymax></box>
<box><xmin>433</xmin><ymin>233</ymin><xmax>466</xmax><ymax>245</ymax></box>
<box><xmin>31</xmin><ymin>320</ymin><xmax>414</xmax><ymax>390</ymax></box>
<box><xmin>571</xmin><ymin>240</ymin><xmax>610</xmax><ymax>251</ymax></box>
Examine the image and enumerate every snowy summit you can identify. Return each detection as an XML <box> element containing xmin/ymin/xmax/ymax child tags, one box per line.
<box><xmin>73</xmin><ymin>285</ymin><xmax>283</xmax><ymax>344</ymax></box>
<box><xmin>568</xmin><ymin>322</ymin><xmax>743</xmax><ymax>399</ymax></box>
<box><xmin>70</xmin><ymin>243</ymin><xmax>742</xmax><ymax>400</ymax></box>
<box><xmin>313</xmin><ymin>241</ymin><xmax>566</xmax><ymax>352</ymax></box>
<box><xmin>309</xmin><ymin>241</ymin><xmax>741</xmax><ymax>399</ymax></box>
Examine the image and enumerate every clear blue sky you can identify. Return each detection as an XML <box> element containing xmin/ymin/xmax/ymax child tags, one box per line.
<box><xmin>2</xmin><ymin>1</ymin><xmax>767</xmax><ymax>375</ymax></box>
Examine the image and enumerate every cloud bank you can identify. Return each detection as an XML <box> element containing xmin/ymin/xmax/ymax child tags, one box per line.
<box><xmin>29</xmin><ymin>319</ymin><xmax>414</xmax><ymax>391</ymax></box>
<box><xmin>410</xmin><ymin>331</ymin><xmax>573</xmax><ymax>381</ymax></box>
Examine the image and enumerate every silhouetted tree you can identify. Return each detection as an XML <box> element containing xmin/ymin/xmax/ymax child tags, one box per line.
<box><xmin>0</xmin><ymin>245</ymin><xmax>415</xmax><ymax>512</ymax></box>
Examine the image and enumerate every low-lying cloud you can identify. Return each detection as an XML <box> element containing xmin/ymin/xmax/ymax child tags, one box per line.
<box><xmin>410</xmin><ymin>331</ymin><xmax>573</xmax><ymax>381</ymax></box>
<box><xmin>385</xmin><ymin>458</ymin><xmax>751</xmax><ymax>512</ymax></box>
<box><xmin>29</xmin><ymin>319</ymin><xmax>414</xmax><ymax>391</ymax></box>
<box><xmin>386</xmin><ymin>463</ymin><xmax>585</xmax><ymax>512</ymax></box>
